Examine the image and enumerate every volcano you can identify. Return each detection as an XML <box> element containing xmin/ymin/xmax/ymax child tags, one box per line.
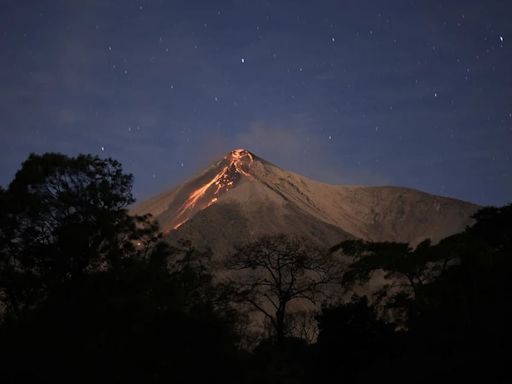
<box><xmin>132</xmin><ymin>149</ymin><xmax>479</xmax><ymax>256</ymax></box>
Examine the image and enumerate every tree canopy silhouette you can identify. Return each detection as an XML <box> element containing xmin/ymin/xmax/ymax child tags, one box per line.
<box><xmin>0</xmin><ymin>153</ymin><xmax>242</xmax><ymax>384</ymax></box>
<box><xmin>2</xmin><ymin>152</ymin><xmax>511</xmax><ymax>383</ymax></box>
<box><xmin>330</xmin><ymin>204</ymin><xmax>512</xmax><ymax>383</ymax></box>
<box><xmin>226</xmin><ymin>234</ymin><xmax>338</xmax><ymax>347</ymax></box>
<box><xmin>0</xmin><ymin>153</ymin><xmax>161</xmax><ymax>314</ymax></box>
<box><xmin>314</xmin><ymin>295</ymin><xmax>400</xmax><ymax>383</ymax></box>
<box><xmin>331</xmin><ymin>238</ymin><xmax>444</xmax><ymax>320</ymax></box>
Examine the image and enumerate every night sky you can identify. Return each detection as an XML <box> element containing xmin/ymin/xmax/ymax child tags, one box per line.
<box><xmin>1</xmin><ymin>0</ymin><xmax>511</xmax><ymax>206</ymax></box>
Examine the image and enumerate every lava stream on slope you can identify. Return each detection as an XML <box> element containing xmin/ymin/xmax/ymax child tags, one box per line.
<box><xmin>172</xmin><ymin>149</ymin><xmax>254</xmax><ymax>229</ymax></box>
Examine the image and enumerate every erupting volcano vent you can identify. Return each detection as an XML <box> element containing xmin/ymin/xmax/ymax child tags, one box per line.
<box><xmin>173</xmin><ymin>149</ymin><xmax>254</xmax><ymax>228</ymax></box>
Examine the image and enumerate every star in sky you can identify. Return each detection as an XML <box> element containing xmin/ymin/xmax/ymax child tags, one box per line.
<box><xmin>0</xmin><ymin>0</ymin><xmax>510</xmax><ymax>206</ymax></box>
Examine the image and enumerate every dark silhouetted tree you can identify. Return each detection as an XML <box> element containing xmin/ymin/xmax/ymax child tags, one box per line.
<box><xmin>314</xmin><ymin>295</ymin><xmax>400</xmax><ymax>383</ymax></box>
<box><xmin>0</xmin><ymin>153</ymin><xmax>161</xmax><ymax>314</ymax></box>
<box><xmin>226</xmin><ymin>234</ymin><xmax>338</xmax><ymax>348</ymax></box>
<box><xmin>330</xmin><ymin>205</ymin><xmax>512</xmax><ymax>383</ymax></box>
<box><xmin>405</xmin><ymin>204</ymin><xmax>512</xmax><ymax>382</ymax></box>
<box><xmin>331</xmin><ymin>238</ymin><xmax>445</xmax><ymax>322</ymax></box>
<box><xmin>0</xmin><ymin>153</ymin><xmax>242</xmax><ymax>384</ymax></box>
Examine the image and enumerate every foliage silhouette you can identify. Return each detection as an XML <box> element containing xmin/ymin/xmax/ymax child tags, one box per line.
<box><xmin>0</xmin><ymin>153</ymin><xmax>159</xmax><ymax>313</ymax></box>
<box><xmin>1</xmin><ymin>153</ymin><xmax>511</xmax><ymax>383</ymax></box>
<box><xmin>225</xmin><ymin>234</ymin><xmax>338</xmax><ymax>348</ymax></box>
<box><xmin>0</xmin><ymin>153</ymin><xmax>241</xmax><ymax>383</ymax></box>
<box><xmin>314</xmin><ymin>296</ymin><xmax>401</xmax><ymax>383</ymax></box>
<box><xmin>330</xmin><ymin>204</ymin><xmax>512</xmax><ymax>383</ymax></box>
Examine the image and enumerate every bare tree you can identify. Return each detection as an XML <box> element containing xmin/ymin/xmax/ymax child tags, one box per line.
<box><xmin>225</xmin><ymin>234</ymin><xmax>338</xmax><ymax>347</ymax></box>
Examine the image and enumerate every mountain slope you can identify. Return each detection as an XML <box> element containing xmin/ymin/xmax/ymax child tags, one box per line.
<box><xmin>132</xmin><ymin>149</ymin><xmax>479</xmax><ymax>256</ymax></box>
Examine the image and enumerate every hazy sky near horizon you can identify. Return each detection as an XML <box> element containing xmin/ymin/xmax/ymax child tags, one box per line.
<box><xmin>1</xmin><ymin>0</ymin><xmax>511</xmax><ymax>206</ymax></box>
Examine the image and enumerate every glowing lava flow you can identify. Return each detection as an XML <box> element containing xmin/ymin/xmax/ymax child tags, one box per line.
<box><xmin>173</xmin><ymin>149</ymin><xmax>254</xmax><ymax>229</ymax></box>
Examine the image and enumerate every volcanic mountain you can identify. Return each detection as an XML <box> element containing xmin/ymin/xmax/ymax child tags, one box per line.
<box><xmin>132</xmin><ymin>149</ymin><xmax>479</xmax><ymax>256</ymax></box>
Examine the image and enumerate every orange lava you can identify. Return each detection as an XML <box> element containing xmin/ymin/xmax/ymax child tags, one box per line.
<box><xmin>172</xmin><ymin>149</ymin><xmax>254</xmax><ymax>229</ymax></box>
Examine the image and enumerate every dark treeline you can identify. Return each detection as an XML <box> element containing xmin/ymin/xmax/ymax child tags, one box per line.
<box><xmin>0</xmin><ymin>153</ymin><xmax>510</xmax><ymax>383</ymax></box>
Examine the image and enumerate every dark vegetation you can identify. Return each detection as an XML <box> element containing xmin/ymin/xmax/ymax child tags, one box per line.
<box><xmin>0</xmin><ymin>153</ymin><xmax>510</xmax><ymax>383</ymax></box>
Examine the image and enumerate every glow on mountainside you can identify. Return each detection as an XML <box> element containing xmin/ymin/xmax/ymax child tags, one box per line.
<box><xmin>173</xmin><ymin>149</ymin><xmax>254</xmax><ymax>229</ymax></box>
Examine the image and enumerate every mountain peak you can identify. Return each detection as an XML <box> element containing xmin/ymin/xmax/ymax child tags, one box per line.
<box><xmin>223</xmin><ymin>149</ymin><xmax>254</xmax><ymax>176</ymax></box>
<box><xmin>228</xmin><ymin>148</ymin><xmax>252</xmax><ymax>156</ymax></box>
<box><xmin>168</xmin><ymin>149</ymin><xmax>257</xmax><ymax>229</ymax></box>
<box><xmin>133</xmin><ymin>150</ymin><xmax>479</xmax><ymax>252</ymax></box>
